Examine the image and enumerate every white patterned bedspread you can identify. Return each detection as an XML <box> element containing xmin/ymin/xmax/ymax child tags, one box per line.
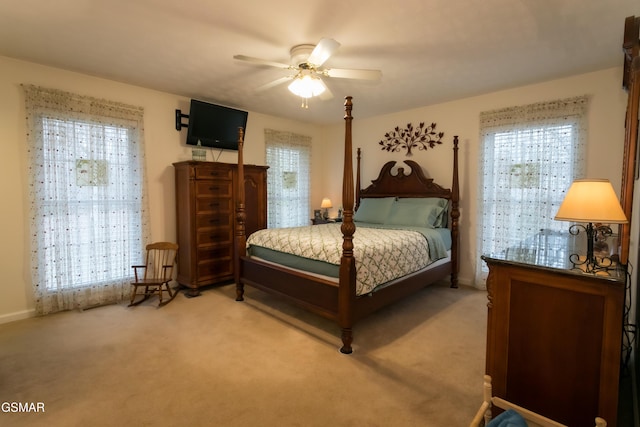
<box><xmin>246</xmin><ymin>223</ymin><xmax>447</xmax><ymax>296</ymax></box>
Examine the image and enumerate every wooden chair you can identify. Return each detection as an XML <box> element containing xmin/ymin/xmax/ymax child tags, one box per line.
<box><xmin>470</xmin><ymin>375</ymin><xmax>607</xmax><ymax>427</ymax></box>
<box><xmin>129</xmin><ymin>242</ymin><xmax>179</xmax><ymax>307</ymax></box>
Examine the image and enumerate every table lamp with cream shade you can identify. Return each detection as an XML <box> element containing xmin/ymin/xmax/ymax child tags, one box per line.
<box><xmin>554</xmin><ymin>179</ymin><xmax>628</xmax><ymax>273</ymax></box>
<box><xmin>320</xmin><ymin>197</ymin><xmax>332</xmax><ymax>220</ymax></box>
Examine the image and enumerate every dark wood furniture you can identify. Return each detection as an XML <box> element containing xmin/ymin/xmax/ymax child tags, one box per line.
<box><xmin>620</xmin><ymin>18</ymin><xmax>640</xmax><ymax>423</ymax></box>
<box><xmin>233</xmin><ymin>97</ymin><xmax>460</xmax><ymax>354</ymax></box>
<box><xmin>619</xmin><ymin>15</ymin><xmax>640</xmax><ymax>265</ymax></box>
<box><xmin>173</xmin><ymin>161</ymin><xmax>267</xmax><ymax>296</ymax></box>
<box><xmin>311</xmin><ymin>218</ymin><xmax>337</xmax><ymax>225</ymax></box>
<box><xmin>482</xmin><ymin>231</ymin><xmax>625</xmax><ymax>427</ymax></box>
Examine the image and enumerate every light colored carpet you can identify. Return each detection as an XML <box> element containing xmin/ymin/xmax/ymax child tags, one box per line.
<box><xmin>0</xmin><ymin>281</ymin><xmax>487</xmax><ymax>426</ymax></box>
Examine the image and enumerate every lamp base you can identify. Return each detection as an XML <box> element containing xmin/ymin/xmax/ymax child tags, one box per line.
<box><xmin>568</xmin><ymin>223</ymin><xmax>618</xmax><ymax>275</ymax></box>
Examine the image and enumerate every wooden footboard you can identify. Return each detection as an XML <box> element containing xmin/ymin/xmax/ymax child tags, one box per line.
<box><xmin>238</xmin><ymin>253</ymin><xmax>452</xmax><ymax>341</ymax></box>
<box><xmin>239</xmin><ymin>256</ymin><xmax>339</xmax><ymax>320</ymax></box>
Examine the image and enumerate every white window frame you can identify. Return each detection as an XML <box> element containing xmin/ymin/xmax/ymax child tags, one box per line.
<box><xmin>476</xmin><ymin>96</ymin><xmax>588</xmax><ymax>286</ymax></box>
<box><xmin>24</xmin><ymin>85</ymin><xmax>150</xmax><ymax>314</ymax></box>
<box><xmin>264</xmin><ymin>129</ymin><xmax>312</xmax><ymax>228</ymax></box>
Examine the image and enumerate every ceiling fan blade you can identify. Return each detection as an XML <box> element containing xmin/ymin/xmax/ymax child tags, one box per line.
<box><xmin>324</xmin><ymin>68</ymin><xmax>382</xmax><ymax>80</ymax></box>
<box><xmin>256</xmin><ymin>75</ymin><xmax>295</xmax><ymax>91</ymax></box>
<box><xmin>307</xmin><ymin>38</ymin><xmax>341</xmax><ymax>67</ymax></box>
<box><xmin>233</xmin><ymin>55</ymin><xmax>293</xmax><ymax>70</ymax></box>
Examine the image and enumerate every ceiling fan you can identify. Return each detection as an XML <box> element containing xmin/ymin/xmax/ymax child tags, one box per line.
<box><xmin>234</xmin><ymin>38</ymin><xmax>382</xmax><ymax>107</ymax></box>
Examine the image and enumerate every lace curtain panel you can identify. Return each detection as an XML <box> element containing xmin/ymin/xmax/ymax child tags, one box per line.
<box><xmin>264</xmin><ymin>129</ymin><xmax>312</xmax><ymax>228</ymax></box>
<box><xmin>476</xmin><ymin>96</ymin><xmax>588</xmax><ymax>286</ymax></box>
<box><xmin>23</xmin><ymin>85</ymin><xmax>151</xmax><ymax>315</ymax></box>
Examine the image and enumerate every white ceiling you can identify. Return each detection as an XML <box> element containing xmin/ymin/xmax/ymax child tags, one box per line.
<box><xmin>0</xmin><ymin>0</ymin><xmax>637</xmax><ymax>124</ymax></box>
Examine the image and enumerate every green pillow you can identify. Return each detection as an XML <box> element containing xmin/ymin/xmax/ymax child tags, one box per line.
<box><xmin>398</xmin><ymin>197</ymin><xmax>449</xmax><ymax>227</ymax></box>
<box><xmin>387</xmin><ymin>198</ymin><xmax>448</xmax><ymax>228</ymax></box>
<box><xmin>354</xmin><ymin>197</ymin><xmax>395</xmax><ymax>224</ymax></box>
<box><xmin>396</xmin><ymin>197</ymin><xmax>447</xmax><ymax>207</ymax></box>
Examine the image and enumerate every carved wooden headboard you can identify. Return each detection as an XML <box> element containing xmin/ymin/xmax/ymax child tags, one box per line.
<box><xmin>357</xmin><ymin>159</ymin><xmax>452</xmax><ymax>200</ymax></box>
<box><xmin>352</xmin><ymin>136</ymin><xmax>459</xmax><ymax>241</ymax></box>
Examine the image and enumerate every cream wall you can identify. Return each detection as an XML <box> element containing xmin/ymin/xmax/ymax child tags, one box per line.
<box><xmin>321</xmin><ymin>67</ymin><xmax>629</xmax><ymax>288</ymax></box>
<box><xmin>0</xmin><ymin>55</ymin><xmax>323</xmax><ymax>322</ymax></box>
<box><xmin>0</xmin><ymin>54</ymin><xmax>631</xmax><ymax>322</ymax></box>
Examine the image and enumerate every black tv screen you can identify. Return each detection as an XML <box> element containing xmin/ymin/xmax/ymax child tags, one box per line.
<box><xmin>186</xmin><ymin>99</ymin><xmax>248</xmax><ymax>150</ymax></box>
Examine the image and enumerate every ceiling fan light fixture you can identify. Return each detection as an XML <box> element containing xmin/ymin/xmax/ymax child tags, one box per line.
<box><xmin>288</xmin><ymin>74</ymin><xmax>326</xmax><ymax>98</ymax></box>
<box><xmin>236</xmin><ymin>37</ymin><xmax>379</xmax><ymax>105</ymax></box>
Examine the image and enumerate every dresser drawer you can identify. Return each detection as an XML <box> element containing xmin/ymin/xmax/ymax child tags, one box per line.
<box><xmin>195</xmin><ymin>196</ymin><xmax>233</xmax><ymax>214</ymax></box>
<box><xmin>197</xmin><ymin>259</ymin><xmax>233</xmax><ymax>282</ymax></box>
<box><xmin>195</xmin><ymin>166</ymin><xmax>233</xmax><ymax>181</ymax></box>
<box><xmin>196</xmin><ymin>213</ymin><xmax>233</xmax><ymax>229</ymax></box>
<box><xmin>197</xmin><ymin>245</ymin><xmax>233</xmax><ymax>262</ymax></box>
<box><xmin>195</xmin><ymin>180</ymin><xmax>233</xmax><ymax>198</ymax></box>
<box><xmin>197</xmin><ymin>227</ymin><xmax>232</xmax><ymax>246</ymax></box>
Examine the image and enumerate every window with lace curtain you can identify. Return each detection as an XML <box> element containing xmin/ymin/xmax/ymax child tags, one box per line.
<box><xmin>23</xmin><ymin>85</ymin><xmax>150</xmax><ymax>315</ymax></box>
<box><xmin>264</xmin><ymin>129</ymin><xmax>312</xmax><ymax>228</ymax></box>
<box><xmin>476</xmin><ymin>96</ymin><xmax>588</xmax><ymax>285</ymax></box>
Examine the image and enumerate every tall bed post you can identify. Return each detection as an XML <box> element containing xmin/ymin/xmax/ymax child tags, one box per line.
<box><xmin>339</xmin><ymin>96</ymin><xmax>356</xmax><ymax>354</ymax></box>
<box><xmin>450</xmin><ymin>136</ymin><xmax>460</xmax><ymax>288</ymax></box>
<box><xmin>234</xmin><ymin>127</ymin><xmax>246</xmax><ymax>301</ymax></box>
<box><xmin>355</xmin><ymin>148</ymin><xmax>362</xmax><ymax>212</ymax></box>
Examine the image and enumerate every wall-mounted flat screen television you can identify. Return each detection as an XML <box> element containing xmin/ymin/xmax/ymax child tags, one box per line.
<box><xmin>186</xmin><ymin>99</ymin><xmax>248</xmax><ymax>150</ymax></box>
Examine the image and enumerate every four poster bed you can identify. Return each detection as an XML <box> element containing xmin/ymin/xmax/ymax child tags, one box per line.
<box><xmin>233</xmin><ymin>97</ymin><xmax>460</xmax><ymax>353</ymax></box>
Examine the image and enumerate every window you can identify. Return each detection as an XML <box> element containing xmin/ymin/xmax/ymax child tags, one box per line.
<box><xmin>264</xmin><ymin>129</ymin><xmax>312</xmax><ymax>228</ymax></box>
<box><xmin>23</xmin><ymin>85</ymin><xmax>149</xmax><ymax>314</ymax></box>
<box><xmin>476</xmin><ymin>96</ymin><xmax>588</xmax><ymax>285</ymax></box>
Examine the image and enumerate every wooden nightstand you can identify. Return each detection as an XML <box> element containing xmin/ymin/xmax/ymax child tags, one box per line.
<box><xmin>311</xmin><ymin>217</ymin><xmax>342</xmax><ymax>225</ymax></box>
<box><xmin>311</xmin><ymin>218</ymin><xmax>331</xmax><ymax>225</ymax></box>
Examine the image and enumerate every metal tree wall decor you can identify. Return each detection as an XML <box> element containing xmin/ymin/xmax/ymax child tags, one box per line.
<box><xmin>379</xmin><ymin>122</ymin><xmax>444</xmax><ymax>156</ymax></box>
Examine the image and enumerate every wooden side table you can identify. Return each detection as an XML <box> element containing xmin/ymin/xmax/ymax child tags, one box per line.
<box><xmin>311</xmin><ymin>218</ymin><xmax>342</xmax><ymax>225</ymax></box>
<box><xmin>482</xmin><ymin>230</ymin><xmax>625</xmax><ymax>426</ymax></box>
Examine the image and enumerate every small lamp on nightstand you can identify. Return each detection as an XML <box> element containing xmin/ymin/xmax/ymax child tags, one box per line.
<box><xmin>321</xmin><ymin>198</ymin><xmax>332</xmax><ymax>220</ymax></box>
<box><xmin>554</xmin><ymin>179</ymin><xmax>627</xmax><ymax>273</ymax></box>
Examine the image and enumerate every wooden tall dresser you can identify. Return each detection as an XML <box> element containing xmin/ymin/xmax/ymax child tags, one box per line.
<box><xmin>482</xmin><ymin>231</ymin><xmax>625</xmax><ymax>426</ymax></box>
<box><xmin>173</xmin><ymin>161</ymin><xmax>268</xmax><ymax>296</ymax></box>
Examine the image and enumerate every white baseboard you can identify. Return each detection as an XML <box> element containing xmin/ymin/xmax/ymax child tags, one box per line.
<box><xmin>0</xmin><ymin>309</ymin><xmax>37</xmax><ymax>325</ymax></box>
